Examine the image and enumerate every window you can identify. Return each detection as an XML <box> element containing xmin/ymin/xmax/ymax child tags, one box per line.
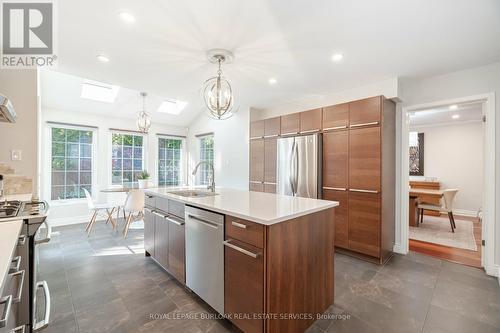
<box><xmin>51</xmin><ymin>127</ymin><xmax>93</xmax><ymax>200</ymax></box>
<box><xmin>111</xmin><ymin>133</ymin><xmax>144</xmax><ymax>186</ymax></box>
<box><xmin>158</xmin><ymin>137</ymin><xmax>183</xmax><ymax>186</ymax></box>
<box><xmin>198</xmin><ymin>135</ymin><xmax>214</xmax><ymax>185</ymax></box>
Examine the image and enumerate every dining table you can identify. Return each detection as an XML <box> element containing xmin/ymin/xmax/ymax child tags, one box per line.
<box><xmin>409</xmin><ymin>188</ymin><xmax>444</xmax><ymax>227</ymax></box>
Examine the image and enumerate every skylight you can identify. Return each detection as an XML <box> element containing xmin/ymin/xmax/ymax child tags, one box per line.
<box><xmin>157</xmin><ymin>99</ymin><xmax>187</xmax><ymax>115</ymax></box>
<box><xmin>81</xmin><ymin>80</ymin><xmax>120</xmax><ymax>103</ymax></box>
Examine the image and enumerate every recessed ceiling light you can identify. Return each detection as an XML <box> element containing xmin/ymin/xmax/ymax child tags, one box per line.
<box><xmin>449</xmin><ymin>104</ymin><xmax>458</xmax><ymax>110</ymax></box>
<box><xmin>96</xmin><ymin>54</ymin><xmax>110</xmax><ymax>63</ymax></box>
<box><xmin>157</xmin><ymin>99</ymin><xmax>188</xmax><ymax>115</ymax></box>
<box><xmin>452</xmin><ymin>114</ymin><xmax>460</xmax><ymax>119</ymax></box>
<box><xmin>331</xmin><ymin>53</ymin><xmax>344</xmax><ymax>62</ymax></box>
<box><xmin>268</xmin><ymin>78</ymin><xmax>277</xmax><ymax>85</ymax></box>
<box><xmin>118</xmin><ymin>11</ymin><xmax>135</xmax><ymax>23</ymax></box>
<box><xmin>81</xmin><ymin>80</ymin><xmax>120</xmax><ymax>103</ymax></box>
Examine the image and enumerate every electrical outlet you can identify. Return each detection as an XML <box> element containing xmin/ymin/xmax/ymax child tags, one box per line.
<box><xmin>11</xmin><ymin>150</ymin><xmax>22</xmax><ymax>161</ymax></box>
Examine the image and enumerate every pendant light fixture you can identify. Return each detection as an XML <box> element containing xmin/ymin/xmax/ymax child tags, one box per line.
<box><xmin>137</xmin><ymin>92</ymin><xmax>151</xmax><ymax>133</ymax></box>
<box><xmin>202</xmin><ymin>49</ymin><xmax>237</xmax><ymax>120</ymax></box>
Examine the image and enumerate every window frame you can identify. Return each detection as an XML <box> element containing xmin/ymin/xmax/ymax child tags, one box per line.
<box><xmin>157</xmin><ymin>135</ymin><xmax>185</xmax><ymax>187</ymax></box>
<box><xmin>47</xmin><ymin>123</ymin><xmax>97</xmax><ymax>203</ymax></box>
<box><xmin>109</xmin><ymin>130</ymin><xmax>147</xmax><ymax>188</ymax></box>
<box><xmin>197</xmin><ymin>134</ymin><xmax>214</xmax><ymax>186</ymax></box>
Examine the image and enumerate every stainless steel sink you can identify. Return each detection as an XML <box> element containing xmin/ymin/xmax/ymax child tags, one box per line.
<box><xmin>167</xmin><ymin>190</ymin><xmax>218</xmax><ymax>198</ymax></box>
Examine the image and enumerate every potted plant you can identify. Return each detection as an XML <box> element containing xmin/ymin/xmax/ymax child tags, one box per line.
<box><xmin>137</xmin><ymin>170</ymin><xmax>150</xmax><ymax>189</ymax></box>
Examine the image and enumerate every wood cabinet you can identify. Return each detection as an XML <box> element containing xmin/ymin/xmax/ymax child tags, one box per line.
<box><xmin>348</xmin><ymin>191</ymin><xmax>381</xmax><ymax>257</ymax></box>
<box><xmin>168</xmin><ymin>216</ymin><xmax>185</xmax><ymax>282</ymax></box>
<box><xmin>349</xmin><ymin>126</ymin><xmax>381</xmax><ymax>192</ymax></box>
<box><xmin>264</xmin><ymin>117</ymin><xmax>280</xmax><ymax>137</ymax></box>
<box><xmin>264</xmin><ymin>138</ymin><xmax>277</xmax><ymax>184</ymax></box>
<box><xmin>249</xmin><ymin>182</ymin><xmax>264</xmax><ymax>192</ymax></box>
<box><xmin>264</xmin><ymin>183</ymin><xmax>276</xmax><ymax>194</ymax></box>
<box><xmin>226</xmin><ymin>216</ymin><xmax>264</xmax><ymax>249</ymax></box>
<box><xmin>349</xmin><ymin>96</ymin><xmax>381</xmax><ymax>127</ymax></box>
<box><xmin>323</xmin><ymin>189</ymin><xmax>348</xmax><ymax>249</ymax></box>
<box><xmin>154</xmin><ymin>213</ymin><xmax>169</xmax><ymax>268</ymax></box>
<box><xmin>250</xmin><ymin>139</ymin><xmax>265</xmax><ymax>183</ymax></box>
<box><xmin>322</xmin><ymin>103</ymin><xmax>349</xmax><ymax>130</ymax></box>
<box><xmin>144</xmin><ymin>196</ymin><xmax>186</xmax><ymax>284</ymax></box>
<box><xmin>144</xmin><ymin>208</ymin><xmax>155</xmax><ymax>257</ymax></box>
<box><xmin>250</xmin><ymin>120</ymin><xmax>265</xmax><ymax>139</ymax></box>
<box><xmin>225</xmin><ymin>239</ymin><xmax>264</xmax><ymax>333</ymax></box>
<box><xmin>323</xmin><ymin>130</ymin><xmax>348</xmax><ymax>189</ymax></box>
<box><xmin>280</xmin><ymin>113</ymin><xmax>300</xmax><ymax>136</ymax></box>
<box><xmin>299</xmin><ymin>108</ymin><xmax>322</xmax><ymax>133</ymax></box>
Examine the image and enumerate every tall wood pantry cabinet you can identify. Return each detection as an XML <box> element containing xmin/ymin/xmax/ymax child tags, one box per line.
<box><xmin>322</xmin><ymin>96</ymin><xmax>395</xmax><ymax>264</ymax></box>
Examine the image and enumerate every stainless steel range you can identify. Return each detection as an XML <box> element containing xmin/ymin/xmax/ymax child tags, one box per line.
<box><xmin>0</xmin><ymin>199</ymin><xmax>51</xmax><ymax>333</ymax></box>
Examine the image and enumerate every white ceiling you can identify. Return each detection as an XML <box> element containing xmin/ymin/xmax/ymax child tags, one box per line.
<box><xmin>47</xmin><ymin>0</ymin><xmax>500</xmax><ymax>126</ymax></box>
<box><xmin>409</xmin><ymin>102</ymin><xmax>483</xmax><ymax>127</ymax></box>
<box><xmin>40</xmin><ymin>70</ymin><xmax>196</xmax><ymax>126</ymax></box>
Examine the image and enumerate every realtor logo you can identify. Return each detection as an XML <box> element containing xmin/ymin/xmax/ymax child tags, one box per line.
<box><xmin>1</xmin><ymin>0</ymin><xmax>57</xmax><ymax>68</ymax></box>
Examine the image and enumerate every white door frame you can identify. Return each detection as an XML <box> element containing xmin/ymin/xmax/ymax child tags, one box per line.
<box><xmin>397</xmin><ymin>93</ymin><xmax>497</xmax><ymax>276</ymax></box>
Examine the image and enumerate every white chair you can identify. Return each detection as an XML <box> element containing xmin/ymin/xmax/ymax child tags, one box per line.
<box><xmin>122</xmin><ymin>189</ymin><xmax>145</xmax><ymax>238</ymax></box>
<box><xmin>417</xmin><ymin>189</ymin><xmax>459</xmax><ymax>233</ymax></box>
<box><xmin>83</xmin><ymin>189</ymin><xmax>119</xmax><ymax>235</ymax></box>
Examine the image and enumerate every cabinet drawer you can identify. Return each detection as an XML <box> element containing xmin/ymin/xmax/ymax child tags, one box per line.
<box><xmin>144</xmin><ymin>194</ymin><xmax>156</xmax><ymax>208</ymax></box>
<box><xmin>168</xmin><ymin>200</ymin><xmax>185</xmax><ymax>219</ymax></box>
<box><xmin>225</xmin><ymin>216</ymin><xmax>264</xmax><ymax>249</ymax></box>
<box><xmin>224</xmin><ymin>239</ymin><xmax>264</xmax><ymax>333</ymax></box>
<box><xmin>156</xmin><ymin>196</ymin><xmax>169</xmax><ymax>213</ymax></box>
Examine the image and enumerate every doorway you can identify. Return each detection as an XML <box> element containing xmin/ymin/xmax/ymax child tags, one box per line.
<box><xmin>399</xmin><ymin>93</ymin><xmax>496</xmax><ymax>274</ymax></box>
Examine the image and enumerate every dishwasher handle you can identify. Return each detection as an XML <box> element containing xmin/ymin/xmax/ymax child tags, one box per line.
<box><xmin>187</xmin><ymin>214</ymin><xmax>220</xmax><ymax>229</ymax></box>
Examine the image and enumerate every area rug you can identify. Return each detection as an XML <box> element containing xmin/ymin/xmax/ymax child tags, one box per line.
<box><xmin>409</xmin><ymin>215</ymin><xmax>477</xmax><ymax>251</ymax></box>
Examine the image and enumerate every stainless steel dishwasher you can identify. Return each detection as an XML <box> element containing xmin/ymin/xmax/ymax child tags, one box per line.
<box><xmin>185</xmin><ymin>206</ymin><xmax>224</xmax><ymax>314</ymax></box>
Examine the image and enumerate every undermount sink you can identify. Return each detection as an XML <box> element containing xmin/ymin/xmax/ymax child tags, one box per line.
<box><xmin>167</xmin><ymin>190</ymin><xmax>218</xmax><ymax>198</ymax></box>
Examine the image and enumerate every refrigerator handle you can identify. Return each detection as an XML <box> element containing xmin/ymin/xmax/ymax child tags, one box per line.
<box><xmin>289</xmin><ymin>140</ymin><xmax>296</xmax><ymax>195</ymax></box>
<box><xmin>293</xmin><ymin>140</ymin><xmax>299</xmax><ymax>196</ymax></box>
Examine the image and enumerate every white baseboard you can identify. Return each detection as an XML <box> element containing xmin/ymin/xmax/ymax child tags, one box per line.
<box><xmin>484</xmin><ymin>264</ymin><xmax>499</xmax><ymax>277</ymax></box>
<box><xmin>453</xmin><ymin>209</ymin><xmax>478</xmax><ymax>217</ymax></box>
<box><xmin>47</xmin><ymin>215</ymin><xmax>108</xmax><ymax>227</ymax></box>
<box><xmin>393</xmin><ymin>243</ymin><xmax>406</xmax><ymax>254</ymax></box>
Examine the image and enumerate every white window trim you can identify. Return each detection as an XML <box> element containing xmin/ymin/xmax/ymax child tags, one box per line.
<box><xmin>108</xmin><ymin>130</ymin><xmax>148</xmax><ymax>188</ymax></box>
<box><xmin>197</xmin><ymin>134</ymin><xmax>214</xmax><ymax>186</ymax></box>
<box><xmin>45</xmin><ymin>123</ymin><xmax>98</xmax><ymax>204</ymax></box>
<box><xmin>156</xmin><ymin>135</ymin><xmax>186</xmax><ymax>187</ymax></box>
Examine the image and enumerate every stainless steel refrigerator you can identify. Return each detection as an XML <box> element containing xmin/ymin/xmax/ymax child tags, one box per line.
<box><xmin>277</xmin><ymin>134</ymin><xmax>322</xmax><ymax>198</ymax></box>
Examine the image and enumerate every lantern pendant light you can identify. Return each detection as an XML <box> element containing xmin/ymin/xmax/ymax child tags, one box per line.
<box><xmin>137</xmin><ymin>92</ymin><xmax>151</xmax><ymax>133</ymax></box>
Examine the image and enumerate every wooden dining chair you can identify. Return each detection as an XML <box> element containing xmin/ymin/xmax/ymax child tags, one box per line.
<box><xmin>417</xmin><ymin>189</ymin><xmax>459</xmax><ymax>232</ymax></box>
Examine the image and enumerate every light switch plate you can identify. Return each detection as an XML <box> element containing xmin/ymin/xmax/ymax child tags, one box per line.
<box><xmin>11</xmin><ymin>150</ymin><xmax>22</xmax><ymax>161</ymax></box>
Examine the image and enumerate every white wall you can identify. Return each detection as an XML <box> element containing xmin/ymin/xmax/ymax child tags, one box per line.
<box><xmin>400</xmin><ymin>61</ymin><xmax>500</xmax><ymax>273</ymax></box>
<box><xmin>41</xmin><ymin>107</ymin><xmax>187</xmax><ymax>225</ymax></box>
<box><xmin>0</xmin><ymin>69</ymin><xmax>39</xmax><ymax>193</ymax></box>
<box><xmin>254</xmin><ymin>78</ymin><xmax>399</xmax><ymax>120</ymax></box>
<box><xmin>186</xmin><ymin>108</ymin><xmax>249</xmax><ymax>190</ymax></box>
<box><xmin>410</xmin><ymin>121</ymin><xmax>483</xmax><ymax>214</ymax></box>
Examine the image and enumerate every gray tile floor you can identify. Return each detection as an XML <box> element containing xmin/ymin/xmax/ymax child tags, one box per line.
<box><xmin>38</xmin><ymin>221</ymin><xmax>500</xmax><ymax>333</ymax></box>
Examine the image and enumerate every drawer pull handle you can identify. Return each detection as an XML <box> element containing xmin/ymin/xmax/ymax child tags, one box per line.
<box><xmin>231</xmin><ymin>221</ymin><xmax>247</xmax><ymax>229</ymax></box>
<box><xmin>0</xmin><ymin>295</ymin><xmax>12</xmax><ymax>328</ymax></box>
<box><xmin>299</xmin><ymin>129</ymin><xmax>320</xmax><ymax>134</ymax></box>
<box><xmin>11</xmin><ymin>325</ymin><xmax>25</xmax><ymax>333</ymax></box>
<box><xmin>18</xmin><ymin>235</ymin><xmax>26</xmax><ymax>246</ymax></box>
<box><xmin>281</xmin><ymin>131</ymin><xmax>299</xmax><ymax>137</ymax></box>
<box><xmin>166</xmin><ymin>216</ymin><xmax>184</xmax><ymax>226</ymax></box>
<box><xmin>323</xmin><ymin>125</ymin><xmax>347</xmax><ymax>131</ymax></box>
<box><xmin>33</xmin><ymin>281</ymin><xmax>50</xmax><ymax>331</ymax></box>
<box><xmin>263</xmin><ymin>134</ymin><xmax>279</xmax><ymax>138</ymax></box>
<box><xmin>349</xmin><ymin>189</ymin><xmax>379</xmax><ymax>194</ymax></box>
<box><xmin>9</xmin><ymin>256</ymin><xmax>21</xmax><ymax>274</ymax></box>
<box><xmin>350</xmin><ymin>121</ymin><xmax>379</xmax><ymax>128</ymax></box>
<box><xmin>263</xmin><ymin>182</ymin><xmax>277</xmax><ymax>185</ymax></box>
<box><xmin>144</xmin><ymin>207</ymin><xmax>154</xmax><ymax>213</ymax></box>
<box><xmin>250</xmin><ymin>136</ymin><xmax>264</xmax><ymax>140</ymax></box>
<box><xmin>323</xmin><ymin>187</ymin><xmax>346</xmax><ymax>191</ymax></box>
<box><xmin>223</xmin><ymin>239</ymin><xmax>260</xmax><ymax>258</ymax></box>
<box><xmin>9</xmin><ymin>270</ymin><xmax>25</xmax><ymax>303</ymax></box>
<box><xmin>146</xmin><ymin>194</ymin><xmax>154</xmax><ymax>198</ymax></box>
<box><xmin>152</xmin><ymin>211</ymin><xmax>167</xmax><ymax>219</ymax></box>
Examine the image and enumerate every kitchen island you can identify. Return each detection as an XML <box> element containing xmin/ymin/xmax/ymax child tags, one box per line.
<box><xmin>143</xmin><ymin>187</ymin><xmax>338</xmax><ymax>333</ymax></box>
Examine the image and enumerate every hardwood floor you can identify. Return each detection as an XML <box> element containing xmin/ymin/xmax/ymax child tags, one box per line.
<box><xmin>409</xmin><ymin>214</ymin><xmax>482</xmax><ymax>268</ymax></box>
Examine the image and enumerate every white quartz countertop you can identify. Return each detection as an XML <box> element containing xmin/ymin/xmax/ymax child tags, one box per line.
<box><xmin>0</xmin><ymin>220</ymin><xmax>23</xmax><ymax>296</ymax></box>
<box><xmin>144</xmin><ymin>187</ymin><xmax>338</xmax><ymax>225</ymax></box>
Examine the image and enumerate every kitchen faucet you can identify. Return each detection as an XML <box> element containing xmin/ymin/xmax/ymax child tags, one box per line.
<box><xmin>192</xmin><ymin>162</ymin><xmax>215</xmax><ymax>192</ymax></box>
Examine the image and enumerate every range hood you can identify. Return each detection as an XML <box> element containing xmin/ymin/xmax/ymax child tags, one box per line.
<box><xmin>0</xmin><ymin>94</ymin><xmax>17</xmax><ymax>123</ymax></box>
